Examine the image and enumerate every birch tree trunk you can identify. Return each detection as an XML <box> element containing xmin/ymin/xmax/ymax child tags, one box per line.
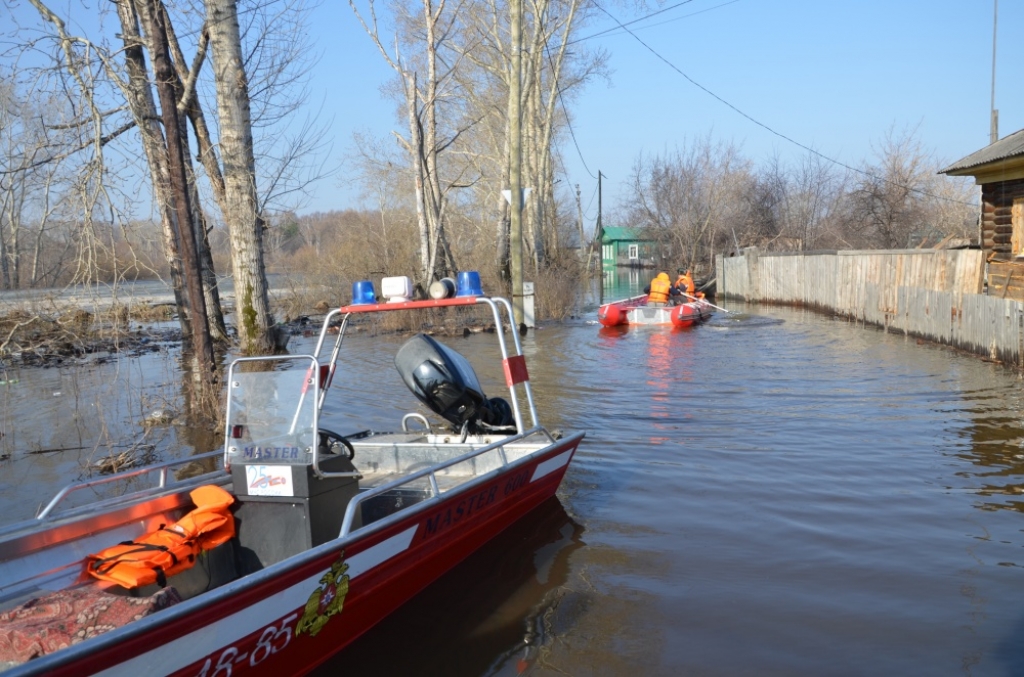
<box><xmin>206</xmin><ymin>0</ymin><xmax>274</xmax><ymax>354</ymax></box>
<box><xmin>116</xmin><ymin>0</ymin><xmax>191</xmax><ymax>337</ymax></box>
<box><xmin>404</xmin><ymin>71</ymin><xmax>432</xmax><ymax>284</ymax></box>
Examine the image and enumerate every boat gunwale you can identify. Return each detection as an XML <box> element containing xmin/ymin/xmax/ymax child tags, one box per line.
<box><xmin>339</xmin><ymin>425</ymin><xmax>556</xmax><ymax>535</ymax></box>
<box><xmin>0</xmin><ymin>451</ymin><xmax>229</xmax><ymax>549</ymax></box>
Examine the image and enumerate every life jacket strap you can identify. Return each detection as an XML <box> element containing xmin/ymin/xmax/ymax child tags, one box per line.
<box><xmin>90</xmin><ymin>542</ymin><xmax>178</xmax><ymax>574</ymax></box>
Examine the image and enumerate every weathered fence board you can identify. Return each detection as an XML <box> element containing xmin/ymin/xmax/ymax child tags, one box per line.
<box><xmin>716</xmin><ymin>248</ymin><xmax>1024</xmax><ymax>367</ymax></box>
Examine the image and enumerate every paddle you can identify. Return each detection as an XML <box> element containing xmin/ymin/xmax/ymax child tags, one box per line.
<box><xmin>679</xmin><ymin>291</ymin><xmax>732</xmax><ymax>314</ymax></box>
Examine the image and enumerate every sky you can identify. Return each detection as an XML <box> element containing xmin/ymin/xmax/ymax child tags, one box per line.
<box><xmin>309</xmin><ymin>0</ymin><xmax>1024</xmax><ymax>230</ymax></box>
<box><xmin>5</xmin><ymin>1</ymin><xmax>1021</xmax><ymax>232</ymax></box>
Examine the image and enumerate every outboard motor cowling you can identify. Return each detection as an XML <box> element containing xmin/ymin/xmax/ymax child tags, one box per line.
<box><xmin>395</xmin><ymin>334</ymin><xmax>514</xmax><ymax>433</ymax></box>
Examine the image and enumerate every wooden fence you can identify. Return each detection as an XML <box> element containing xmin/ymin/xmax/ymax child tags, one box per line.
<box><xmin>716</xmin><ymin>248</ymin><xmax>1024</xmax><ymax>367</ymax></box>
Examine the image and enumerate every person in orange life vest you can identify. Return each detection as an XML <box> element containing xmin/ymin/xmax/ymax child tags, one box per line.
<box><xmin>675</xmin><ymin>269</ymin><xmax>702</xmax><ymax>299</ymax></box>
<box><xmin>644</xmin><ymin>272</ymin><xmax>674</xmax><ymax>307</ymax></box>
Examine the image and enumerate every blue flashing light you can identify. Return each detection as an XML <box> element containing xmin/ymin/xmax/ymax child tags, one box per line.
<box><xmin>456</xmin><ymin>271</ymin><xmax>483</xmax><ymax>297</ymax></box>
<box><xmin>351</xmin><ymin>280</ymin><xmax>376</xmax><ymax>305</ymax></box>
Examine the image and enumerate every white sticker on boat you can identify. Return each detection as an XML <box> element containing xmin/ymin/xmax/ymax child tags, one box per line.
<box><xmin>245</xmin><ymin>464</ymin><xmax>293</xmax><ymax>496</ymax></box>
<box><xmin>94</xmin><ymin>525</ymin><xmax>417</xmax><ymax>677</ymax></box>
<box><xmin>530</xmin><ymin>449</ymin><xmax>573</xmax><ymax>483</ymax></box>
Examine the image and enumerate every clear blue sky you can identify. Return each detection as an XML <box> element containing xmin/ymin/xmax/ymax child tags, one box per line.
<box><xmin>6</xmin><ymin>1</ymin><xmax>1020</xmax><ymax>228</ymax></box>
<box><xmin>312</xmin><ymin>0</ymin><xmax>1023</xmax><ymax>228</ymax></box>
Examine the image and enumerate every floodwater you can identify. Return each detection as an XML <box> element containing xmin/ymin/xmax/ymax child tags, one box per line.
<box><xmin>4</xmin><ymin>296</ymin><xmax>1024</xmax><ymax>676</ymax></box>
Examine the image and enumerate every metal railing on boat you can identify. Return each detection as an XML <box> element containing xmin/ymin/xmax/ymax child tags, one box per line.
<box><xmin>312</xmin><ymin>295</ymin><xmax>541</xmax><ymax>444</ymax></box>
<box><xmin>337</xmin><ymin>425</ymin><xmax>563</xmax><ymax>537</ymax></box>
<box><xmin>31</xmin><ymin>450</ymin><xmax>226</xmax><ymax>523</ymax></box>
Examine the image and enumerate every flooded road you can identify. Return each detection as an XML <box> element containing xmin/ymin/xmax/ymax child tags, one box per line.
<box><xmin>4</xmin><ymin>300</ymin><xmax>1024</xmax><ymax>675</ymax></box>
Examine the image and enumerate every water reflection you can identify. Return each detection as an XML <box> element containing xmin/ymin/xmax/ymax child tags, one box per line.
<box><xmin>645</xmin><ymin>330</ymin><xmax>695</xmax><ymax>445</ymax></box>
<box><xmin>313</xmin><ymin>497</ymin><xmax>584</xmax><ymax>676</ymax></box>
<box><xmin>953</xmin><ymin>389</ymin><xmax>1024</xmax><ymax>514</ymax></box>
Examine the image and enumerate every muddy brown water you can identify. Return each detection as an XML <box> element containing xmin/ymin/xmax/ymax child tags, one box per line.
<box><xmin>3</xmin><ymin>302</ymin><xmax>1024</xmax><ymax>676</ymax></box>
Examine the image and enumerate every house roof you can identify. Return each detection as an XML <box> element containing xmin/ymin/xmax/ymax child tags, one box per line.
<box><xmin>600</xmin><ymin>226</ymin><xmax>650</xmax><ymax>243</ymax></box>
<box><xmin>940</xmin><ymin>127</ymin><xmax>1024</xmax><ymax>176</ymax></box>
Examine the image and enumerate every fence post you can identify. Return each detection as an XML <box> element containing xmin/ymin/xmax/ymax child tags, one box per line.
<box><xmin>716</xmin><ymin>254</ymin><xmax>724</xmax><ymax>297</ymax></box>
<box><xmin>746</xmin><ymin>247</ymin><xmax>760</xmax><ymax>302</ymax></box>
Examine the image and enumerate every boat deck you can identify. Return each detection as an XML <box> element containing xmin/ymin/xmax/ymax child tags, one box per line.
<box><xmin>350</xmin><ymin>429</ymin><xmax>555</xmax><ymax>489</ymax></box>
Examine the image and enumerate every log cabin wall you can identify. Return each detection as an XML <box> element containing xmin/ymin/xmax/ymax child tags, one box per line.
<box><xmin>980</xmin><ymin>178</ymin><xmax>1024</xmax><ymax>302</ymax></box>
<box><xmin>981</xmin><ymin>177</ymin><xmax>1024</xmax><ymax>259</ymax></box>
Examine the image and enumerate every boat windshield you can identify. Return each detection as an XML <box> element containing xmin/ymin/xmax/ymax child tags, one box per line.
<box><xmin>224</xmin><ymin>356</ymin><xmax>318</xmax><ymax>465</ymax></box>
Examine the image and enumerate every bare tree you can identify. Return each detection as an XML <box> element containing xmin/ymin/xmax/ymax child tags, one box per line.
<box><xmin>114</xmin><ymin>0</ymin><xmax>193</xmax><ymax>335</ymax></box>
<box><xmin>0</xmin><ymin>80</ymin><xmax>79</xmax><ymax>289</ymax></box>
<box><xmin>11</xmin><ymin>0</ymin><xmax>321</xmax><ymax>358</ymax></box>
<box><xmin>15</xmin><ymin>0</ymin><xmax>216</xmax><ymax>344</ymax></box>
<box><xmin>453</xmin><ymin>0</ymin><xmax>607</xmax><ymax>279</ymax></box>
<box><xmin>142</xmin><ymin>0</ymin><xmax>218</xmax><ymax>406</ymax></box>
<box><xmin>779</xmin><ymin>152</ymin><xmax>850</xmax><ymax>251</ymax></box>
<box><xmin>205</xmin><ymin>0</ymin><xmax>275</xmax><ymax>353</ymax></box>
<box><xmin>349</xmin><ymin>0</ymin><xmax>479</xmax><ymax>288</ymax></box>
<box><xmin>623</xmin><ymin>136</ymin><xmax>751</xmax><ymax>272</ymax></box>
<box><xmin>849</xmin><ymin>126</ymin><xmax>934</xmax><ymax>249</ymax></box>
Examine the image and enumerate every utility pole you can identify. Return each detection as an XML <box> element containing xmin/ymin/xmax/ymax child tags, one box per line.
<box><xmin>509</xmin><ymin>0</ymin><xmax>524</xmax><ymax>328</ymax></box>
<box><xmin>990</xmin><ymin>0</ymin><xmax>999</xmax><ymax>144</ymax></box>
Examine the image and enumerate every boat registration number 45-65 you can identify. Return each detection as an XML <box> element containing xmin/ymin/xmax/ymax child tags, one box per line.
<box><xmin>194</xmin><ymin>612</ymin><xmax>298</xmax><ymax>677</ymax></box>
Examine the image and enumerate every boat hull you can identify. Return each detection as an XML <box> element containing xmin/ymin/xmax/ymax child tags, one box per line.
<box><xmin>598</xmin><ymin>297</ymin><xmax>713</xmax><ymax>328</ymax></box>
<box><xmin>9</xmin><ymin>434</ymin><xmax>583</xmax><ymax>677</ymax></box>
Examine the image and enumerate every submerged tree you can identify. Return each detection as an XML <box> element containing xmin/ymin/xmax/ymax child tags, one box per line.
<box><xmin>6</xmin><ymin>0</ymin><xmax>325</xmax><ymax>417</ymax></box>
<box><xmin>205</xmin><ymin>0</ymin><xmax>275</xmax><ymax>354</ymax></box>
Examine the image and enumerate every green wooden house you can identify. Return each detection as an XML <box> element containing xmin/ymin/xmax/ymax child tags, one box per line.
<box><xmin>599</xmin><ymin>226</ymin><xmax>659</xmax><ymax>269</ymax></box>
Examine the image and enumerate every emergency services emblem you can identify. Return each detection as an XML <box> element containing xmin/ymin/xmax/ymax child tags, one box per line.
<box><xmin>296</xmin><ymin>553</ymin><xmax>349</xmax><ymax>637</ymax></box>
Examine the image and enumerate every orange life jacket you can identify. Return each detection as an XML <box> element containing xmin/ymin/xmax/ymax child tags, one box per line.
<box><xmin>86</xmin><ymin>485</ymin><xmax>235</xmax><ymax>589</ymax></box>
<box><xmin>678</xmin><ymin>274</ymin><xmax>695</xmax><ymax>295</ymax></box>
<box><xmin>648</xmin><ymin>276</ymin><xmax>671</xmax><ymax>304</ymax></box>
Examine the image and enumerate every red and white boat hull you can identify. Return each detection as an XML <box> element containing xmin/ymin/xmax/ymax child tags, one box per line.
<box><xmin>20</xmin><ymin>435</ymin><xmax>582</xmax><ymax>677</ymax></box>
<box><xmin>598</xmin><ymin>297</ymin><xmax>713</xmax><ymax>328</ymax></box>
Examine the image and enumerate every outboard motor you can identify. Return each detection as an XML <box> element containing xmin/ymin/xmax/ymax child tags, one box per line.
<box><xmin>395</xmin><ymin>334</ymin><xmax>514</xmax><ymax>433</ymax></box>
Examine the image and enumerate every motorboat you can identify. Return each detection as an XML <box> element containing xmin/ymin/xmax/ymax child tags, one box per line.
<box><xmin>0</xmin><ymin>275</ymin><xmax>584</xmax><ymax>676</ymax></box>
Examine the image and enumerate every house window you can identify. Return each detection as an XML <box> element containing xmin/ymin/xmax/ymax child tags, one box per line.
<box><xmin>628</xmin><ymin>244</ymin><xmax>639</xmax><ymax>260</ymax></box>
<box><xmin>1014</xmin><ymin>198</ymin><xmax>1024</xmax><ymax>257</ymax></box>
<box><xmin>602</xmin><ymin>244</ymin><xmax>613</xmax><ymax>261</ymax></box>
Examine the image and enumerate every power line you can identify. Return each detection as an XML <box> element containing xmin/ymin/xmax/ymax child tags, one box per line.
<box><xmin>583</xmin><ymin>180</ymin><xmax>599</xmax><ymax>221</ymax></box>
<box><xmin>589</xmin><ymin>1</ymin><xmax>975</xmax><ymax>207</ymax></box>
<box><xmin>571</xmin><ymin>0</ymin><xmax>742</xmax><ymax>45</ymax></box>
<box><xmin>569</xmin><ymin>0</ymin><xmax>699</xmax><ymax>46</ymax></box>
<box><xmin>544</xmin><ymin>46</ymin><xmax>596</xmax><ymax>180</ymax></box>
